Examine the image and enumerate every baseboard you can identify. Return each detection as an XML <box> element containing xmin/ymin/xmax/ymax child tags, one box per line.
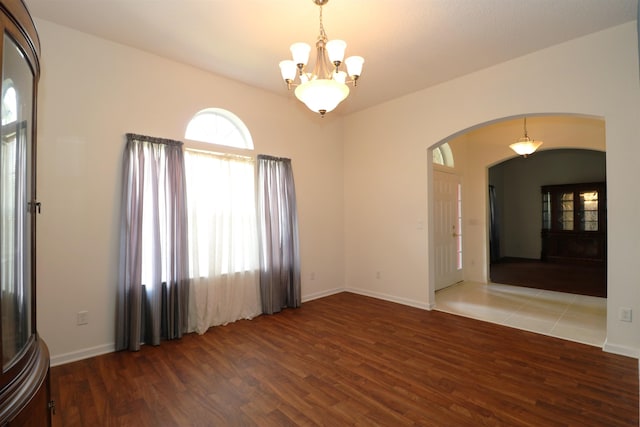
<box><xmin>302</xmin><ymin>287</ymin><xmax>344</xmax><ymax>303</ymax></box>
<box><xmin>50</xmin><ymin>343</ymin><xmax>115</xmax><ymax>367</ymax></box>
<box><xmin>48</xmin><ymin>289</ymin><xmax>431</xmax><ymax>367</ymax></box>
<box><xmin>603</xmin><ymin>339</ymin><xmax>640</xmax><ymax>359</ymax></box>
<box><xmin>345</xmin><ymin>287</ymin><xmax>433</xmax><ymax>310</ymax></box>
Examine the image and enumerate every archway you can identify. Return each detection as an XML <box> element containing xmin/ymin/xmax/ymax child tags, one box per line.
<box><xmin>427</xmin><ymin>114</ymin><xmax>606</xmax><ymax>346</ymax></box>
<box><xmin>489</xmin><ymin>148</ymin><xmax>606</xmax><ymax>297</ymax></box>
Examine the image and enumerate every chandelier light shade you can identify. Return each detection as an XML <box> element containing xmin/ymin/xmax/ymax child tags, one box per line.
<box><xmin>509</xmin><ymin>117</ymin><xmax>543</xmax><ymax>157</ymax></box>
<box><xmin>279</xmin><ymin>0</ymin><xmax>364</xmax><ymax>117</ymax></box>
<box><xmin>295</xmin><ymin>78</ymin><xmax>349</xmax><ymax>113</ymax></box>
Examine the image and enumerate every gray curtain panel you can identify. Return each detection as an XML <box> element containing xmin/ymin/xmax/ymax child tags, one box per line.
<box><xmin>256</xmin><ymin>155</ymin><xmax>301</xmax><ymax>314</ymax></box>
<box><xmin>116</xmin><ymin>133</ymin><xmax>189</xmax><ymax>351</ymax></box>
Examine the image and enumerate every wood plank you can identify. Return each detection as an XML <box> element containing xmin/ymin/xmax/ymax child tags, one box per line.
<box><xmin>51</xmin><ymin>292</ymin><xmax>638</xmax><ymax>426</ymax></box>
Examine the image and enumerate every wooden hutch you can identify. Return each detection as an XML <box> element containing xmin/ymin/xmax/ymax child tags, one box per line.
<box><xmin>0</xmin><ymin>1</ymin><xmax>51</xmax><ymax>425</ymax></box>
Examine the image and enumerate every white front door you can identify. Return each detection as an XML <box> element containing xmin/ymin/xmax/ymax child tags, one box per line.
<box><xmin>434</xmin><ymin>170</ymin><xmax>463</xmax><ymax>290</ymax></box>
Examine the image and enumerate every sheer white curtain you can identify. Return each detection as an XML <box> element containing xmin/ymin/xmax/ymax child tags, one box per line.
<box><xmin>184</xmin><ymin>150</ymin><xmax>261</xmax><ymax>334</ymax></box>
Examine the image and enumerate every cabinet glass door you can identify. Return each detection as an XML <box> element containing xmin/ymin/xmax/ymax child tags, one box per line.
<box><xmin>556</xmin><ymin>191</ymin><xmax>574</xmax><ymax>231</ymax></box>
<box><xmin>579</xmin><ymin>190</ymin><xmax>599</xmax><ymax>231</ymax></box>
<box><xmin>1</xmin><ymin>33</ymin><xmax>33</xmax><ymax>370</ymax></box>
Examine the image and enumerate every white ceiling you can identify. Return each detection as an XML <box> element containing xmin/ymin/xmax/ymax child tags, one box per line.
<box><xmin>23</xmin><ymin>0</ymin><xmax>638</xmax><ymax>115</ymax></box>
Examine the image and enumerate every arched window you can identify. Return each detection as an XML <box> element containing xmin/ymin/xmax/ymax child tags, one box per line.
<box><xmin>180</xmin><ymin>108</ymin><xmax>260</xmax><ymax>329</ymax></box>
<box><xmin>433</xmin><ymin>142</ymin><xmax>454</xmax><ymax>167</ymax></box>
<box><xmin>184</xmin><ymin>108</ymin><xmax>253</xmax><ymax>150</ymax></box>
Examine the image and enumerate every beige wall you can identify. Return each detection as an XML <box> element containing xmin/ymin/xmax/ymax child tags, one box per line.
<box><xmin>344</xmin><ymin>22</ymin><xmax>640</xmax><ymax>357</ymax></box>
<box><xmin>35</xmin><ymin>19</ymin><xmax>346</xmax><ymax>365</ymax></box>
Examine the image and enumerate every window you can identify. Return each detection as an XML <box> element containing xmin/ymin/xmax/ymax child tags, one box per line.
<box><xmin>122</xmin><ymin>108</ymin><xmax>261</xmax><ymax>341</ymax></box>
<box><xmin>183</xmin><ymin>108</ymin><xmax>258</xmax><ymax>277</ymax></box>
<box><xmin>183</xmin><ymin>109</ymin><xmax>261</xmax><ymax>331</ymax></box>
<box><xmin>184</xmin><ymin>150</ymin><xmax>258</xmax><ymax>278</ymax></box>
<box><xmin>120</xmin><ymin>101</ymin><xmax>303</xmax><ymax>344</ymax></box>
<box><xmin>185</xmin><ymin>108</ymin><xmax>254</xmax><ymax>149</ymax></box>
<box><xmin>433</xmin><ymin>143</ymin><xmax>454</xmax><ymax>167</ymax></box>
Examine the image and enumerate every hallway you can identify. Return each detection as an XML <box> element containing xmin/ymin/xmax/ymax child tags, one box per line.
<box><xmin>435</xmin><ymin>281</ymin><xmax>606</xmax><ymax>347</ymax></box>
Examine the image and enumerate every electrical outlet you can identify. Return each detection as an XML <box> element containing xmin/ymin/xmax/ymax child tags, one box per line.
<box><xmin>77</xmin><ymin>311</ymin><xmax>89</xmax><ymax>325</ymax></box>
<box><xmin>619</xmin><ymin>307</ymin><xmax>632</xmax><ymax>322</ymax></box>
<box><xmin>310</xmin><ymin>272</ymin><xmax>316</xmax><ymax>280</ymax></box>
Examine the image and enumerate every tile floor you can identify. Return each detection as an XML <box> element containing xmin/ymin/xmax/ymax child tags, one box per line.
<box><xmin>435</xmin><ymin>281</ymin><xmax>606</xmax><ymax>347</ymax></box>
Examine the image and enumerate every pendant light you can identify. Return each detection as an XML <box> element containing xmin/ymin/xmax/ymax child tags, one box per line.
<box><xmin>509</xmin><ymin>117</ymin><xmax>543</xmax><ymax>157</ymax></box>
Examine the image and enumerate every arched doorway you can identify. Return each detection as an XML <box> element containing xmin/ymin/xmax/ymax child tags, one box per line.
<box><xmin>428</xmin><ymin>114</ymin><xmax>607</xmax><ymax>347</ymax></box>
<box><xmin>489</xmin><ymin>148</ymin><xmax>606</xmax><ymax>298</ymax></box>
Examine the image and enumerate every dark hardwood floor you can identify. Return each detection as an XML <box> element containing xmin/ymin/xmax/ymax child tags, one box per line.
<box><xmin>490</xmin><ymin>258</ymin><xmax>607</xmax><ymax>298</ymax></box>
<box><xmin>51</xmin><ymin>292</ymin><xmax>637</xmax><ymax>426</ymax></box>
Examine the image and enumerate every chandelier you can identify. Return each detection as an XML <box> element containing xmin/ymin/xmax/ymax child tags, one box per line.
<box><xmin>279</xmin><ymin>0</ymin><xmax>364</xmax><ymax>117</ymax></box>
<box><xmin>509</xmin><ymin>117</ymin><xmax>543</xmax><ymax>157</ymax></box>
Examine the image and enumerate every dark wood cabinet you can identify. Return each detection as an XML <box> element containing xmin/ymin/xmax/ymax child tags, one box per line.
<box><xmin>541</xmin><ymin>182</ymin><xmax>606</xmax><ymax>264</ymax></box>
<box><xmin>0</xmin><ymin>1</ymin><xmax>51</xmax><ymax>425</ymax></box>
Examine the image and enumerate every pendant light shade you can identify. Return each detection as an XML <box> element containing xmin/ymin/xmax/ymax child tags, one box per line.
<box><xmin>295</xmin><ymin>78</ymin><xmax>350</xmax><ymax>115</ymax></box>
<box><xmin>510</xmin><ymin>117</ymin><xmax>543</xmax><ymax>157</ymax></box>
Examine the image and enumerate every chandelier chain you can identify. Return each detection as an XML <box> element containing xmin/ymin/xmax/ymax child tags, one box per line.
<box><xmin>318</xmin><ymin>5</ymin><xmax>327</xmax><ymax>42</ymax></box>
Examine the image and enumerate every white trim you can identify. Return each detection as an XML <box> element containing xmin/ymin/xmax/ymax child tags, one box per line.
<box><xmin>603</xmin><ymin>339</ymin><xmax>640</xmax><ymax>359</ymax></box>
<box><xmin>345</xmin><ymin>287</ymin><xmax>433</xmax><ymax>310</ymax></box>
<box><xmin>50</xmin><ymin>343</ymin><xmax>115</xmax><ymax>367</ymax></box>
<box><xmin>302</xmin><ymin>287</ymin><xmax>344</xmax><ymax>303</ymax></box>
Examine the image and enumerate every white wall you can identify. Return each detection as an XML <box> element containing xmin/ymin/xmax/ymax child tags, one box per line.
<box><xmin>344</xmin><ymin>22</ymin><xmax>640</xmax><ymax>357</ymax></box>
<box><xmin>34</xmin><ymin>18</ymin><xmax>640</xmax><ymax>363</ymax></box>
<box><xmin>34</xmin><ymin>19</ymin><xmax>346</xmax><ymax>365</ymax></box>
